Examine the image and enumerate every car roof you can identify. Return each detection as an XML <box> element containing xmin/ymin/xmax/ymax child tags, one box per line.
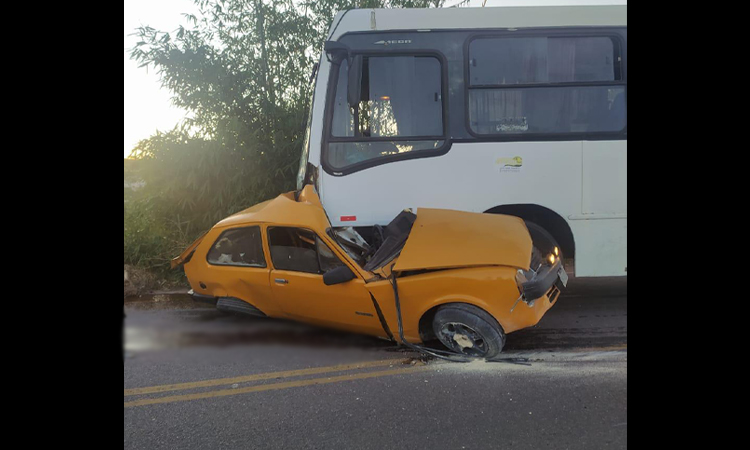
<box><xmin>212</xmin><ymin>186</ymin><xmax>331</xmax><ymax>231</ymax></box>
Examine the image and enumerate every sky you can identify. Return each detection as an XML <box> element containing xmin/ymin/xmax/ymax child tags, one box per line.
<box><xmin>124</xmin><ymin>0</ymin><xmax>199</xmax><ymax>158</ymax></box>
<box><xmin>123</xmin><ymin>0</ymin><xmax>625</xmax><ymax>158</ymax></box>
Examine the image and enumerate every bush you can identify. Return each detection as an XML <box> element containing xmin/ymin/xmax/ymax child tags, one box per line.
<box><xmin>124</xmin><ymin>195</ymin><xmax>195</xmax><ymax>283</ymax></box>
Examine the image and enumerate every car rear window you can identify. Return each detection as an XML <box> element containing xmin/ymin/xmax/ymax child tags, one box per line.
<box><xmin>207</xmin><ymin>226</ymin><xmax>266</xmax><ymax>267</ymax></box>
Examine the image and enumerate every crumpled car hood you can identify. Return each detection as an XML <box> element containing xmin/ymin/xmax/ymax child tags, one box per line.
<box><xmin>392</xmin><ymin>208</ymin><xmax>532</xmax><ymax>272</ymax></box>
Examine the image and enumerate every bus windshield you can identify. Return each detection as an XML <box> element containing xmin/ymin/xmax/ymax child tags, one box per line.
<box><xmin>327</xmin><ymin>55</ymin><xmax>446</xmax><ymax>170</ymax></box>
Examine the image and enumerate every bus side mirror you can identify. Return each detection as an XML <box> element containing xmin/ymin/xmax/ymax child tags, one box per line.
<box><xmin>347</xmin><ymin>55</ymin><xmax>363</xmax><ymax>109</ymax></box>
<box><xmin>324</xmin><ymin>41</ymin><xmax>350</xmax><ymax>63</ymax></box>
<box><xmin>323</xmin><ymin>265</ymin><xmax>356</xmax><ymax>286</ymax></box>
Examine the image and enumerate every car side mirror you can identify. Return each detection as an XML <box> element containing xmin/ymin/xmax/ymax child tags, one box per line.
<box><xmin>323</xmin><ymin>265</ymin><xmax>356</xmax><ymax>285</ymax></box>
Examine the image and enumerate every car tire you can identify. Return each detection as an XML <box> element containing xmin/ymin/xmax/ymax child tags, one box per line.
<box><xmin>524</xmin><ymin>221</ymin><xmax>560</xmax><ymax>269</ymax></box>
<box><xmin>432</xmin><ymin>303</ymin><xmax>506</xmax><ymax>359</ymax></box>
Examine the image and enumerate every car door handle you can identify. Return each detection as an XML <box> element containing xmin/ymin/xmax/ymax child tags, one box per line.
<box><xmin>274</xmin><ymin>278</ymin><xmax>288</xmax><ymax>284</ymax></box>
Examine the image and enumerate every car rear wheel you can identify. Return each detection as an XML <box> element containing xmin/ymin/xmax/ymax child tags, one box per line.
<box><xmin>432</xmin><ymin>304</ymin><xmax>506</xmax><ymax>359</ymax></box>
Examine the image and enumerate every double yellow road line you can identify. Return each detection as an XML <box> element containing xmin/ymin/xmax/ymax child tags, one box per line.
<box><xmin>124</xmin><ymin>358</ymin><xmax>430</xmax><ymax>408</ymax></box>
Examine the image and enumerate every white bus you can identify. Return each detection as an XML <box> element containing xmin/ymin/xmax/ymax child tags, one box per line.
<box><xmin>297</xmin><ymin>4</ymin><xmax>627</xmax><ymax>277</ymax></box>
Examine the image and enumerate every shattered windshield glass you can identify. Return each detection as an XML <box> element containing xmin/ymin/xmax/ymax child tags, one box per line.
<box><xmin>328</xmin><ymin>228</ymin><xmax>369</xmax><ymax>267</ymax></box>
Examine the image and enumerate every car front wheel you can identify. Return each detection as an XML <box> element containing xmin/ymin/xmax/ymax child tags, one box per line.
<box><xmin>432</xmin><ymin>304</ymin><xmax>506</xmax><ymax>359</ymax></box>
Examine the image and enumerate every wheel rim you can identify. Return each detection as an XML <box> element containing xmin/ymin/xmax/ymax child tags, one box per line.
<box><xmin>437</xmin><ymin>322</ymin><xmax>488</xmax><ymax>357</ymax></box>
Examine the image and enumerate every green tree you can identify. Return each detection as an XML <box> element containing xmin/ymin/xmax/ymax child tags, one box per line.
<box><xmin>126</xmin><ymin>0</ymin><xmax>443</xmax><ymax>275</ymax></box>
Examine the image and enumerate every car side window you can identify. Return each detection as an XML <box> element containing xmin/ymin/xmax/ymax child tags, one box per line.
<box><xmin>268</xmin><ymin>227</ymin><xmax>345</xmax><ymax>274</ymax></box>
<box><xmin>207</xmin><ymin>226</ymin><xmax>266</xmax><ymax>267</ymax></box>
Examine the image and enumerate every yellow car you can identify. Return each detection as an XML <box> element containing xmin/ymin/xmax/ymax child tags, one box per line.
<box><xmin>172</xmin><ymin>185</ymin><xmax>566</xmax><ymax>359</ymax></box>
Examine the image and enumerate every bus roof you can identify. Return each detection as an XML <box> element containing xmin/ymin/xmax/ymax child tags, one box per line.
<box><xmin>327</xmin><ymin>5</ymin><xmax>626</xmax><ymax>40</ymax></box>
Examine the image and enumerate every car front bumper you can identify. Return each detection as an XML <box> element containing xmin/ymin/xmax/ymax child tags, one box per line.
<box><xmin>521</xmin><ymin>259</ymin><xmax>567</xmax><ymax>302</ymax></box>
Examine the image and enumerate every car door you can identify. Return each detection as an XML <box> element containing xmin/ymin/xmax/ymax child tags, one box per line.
<box><xmin>202</xmin><ymin>225</ymin><xmax>279</xmax><ymax>316</ymax></box>
<box><xmin>267</xmin><ymin>226</ymin><xmax>384</xmax><ymax>337</ymax></box>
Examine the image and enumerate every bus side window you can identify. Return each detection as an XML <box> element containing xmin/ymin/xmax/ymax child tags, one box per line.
<box><xmin>468</xmin><ymin>36</ymin><xmax>626</xmax><ymax>136</ymax></box>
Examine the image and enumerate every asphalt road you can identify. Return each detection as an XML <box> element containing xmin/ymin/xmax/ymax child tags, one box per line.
<box><xmin>124</xmin><ymin>276</ymin><xmax>627</xmax><ymax>449</ymax></box>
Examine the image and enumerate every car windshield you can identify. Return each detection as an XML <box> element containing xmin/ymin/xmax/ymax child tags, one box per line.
<box><xmin>362</xmin><ymin>210</ymin><xmax>416</xmax><ymax>272</ymax></box>
<box><xmin>328</xmin><ymin>228</ymin><xmax>368</xmax><ymax>267</ymax></box>
<box><xmin>326</xmin><ymin>210</ymin><xmax>417</xmax><ymax>272</ymax></box>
